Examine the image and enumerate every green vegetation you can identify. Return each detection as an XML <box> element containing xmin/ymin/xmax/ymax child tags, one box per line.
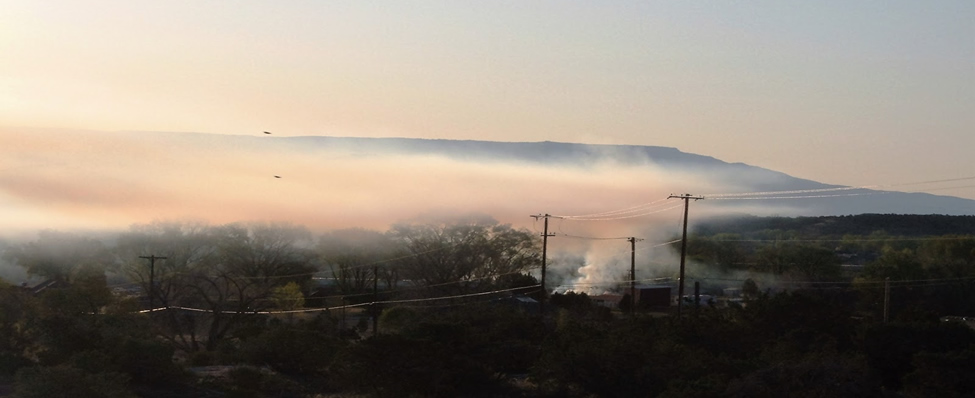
<box><xmin>0</xmin><ymin>214</ymin><xmax>974</xmax><ymax>397</ymax></box>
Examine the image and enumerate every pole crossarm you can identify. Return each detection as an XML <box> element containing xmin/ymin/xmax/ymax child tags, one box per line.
<box><xmin>667</xmin><ymin>194</ymin><xmax>705</xmax><ymax>201</ymax></box>
<box><xmin>530</xmin><ymin>214</ymin><xmax>564</xmax><ymax>222</ymax></box>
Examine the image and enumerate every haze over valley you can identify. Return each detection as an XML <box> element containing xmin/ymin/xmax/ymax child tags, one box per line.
<box><xmin>3</xmin><ymin>127</ymin><xmax>973</xmax><ymax>289</ymax></box>
<box><xmin>3</xmin><ymin>128</ymin><xmax>972</xmax><ymax>239</ymax></box>
<box><xmin>3</xmin><ymin>3</ymin><xmax>975</xmax><ymax>395</ymax></box>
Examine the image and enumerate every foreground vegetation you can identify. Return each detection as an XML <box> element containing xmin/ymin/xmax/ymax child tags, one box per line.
<box><xmin>0</xmin><ymin>214</ymin><xmax>973</xmax><ymax>397</ymax></box>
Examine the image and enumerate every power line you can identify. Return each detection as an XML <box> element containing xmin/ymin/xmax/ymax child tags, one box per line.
<box><xmin>541</xmin><ymin>179</ymin><xmax>972</xmax><ymax>228</ymax></box>
<box><xmin>137</xmin><ymin>284</ymin><xmax>540</xmax><ymax>315</ymax></box>
<box><xmin>707</xmin><ymin>192</ymin><xmax>884</xmax><ymax>201</ymax></box>
<box><xmin>703</xmin><ymin>186</ymin><xmax>877</xmax><ymax>198</ymax></box>
<box><xmin>555</xmin><ymin>198</ymin><xmax>672</xmax><ymax>219</ymax></box>
<box><xmin>187</xmin><ymin>270</ymin><xmax>538</xmax><ymax>304</ymax></box>
<box><xmin>553</xmin><ymin>238</ymin><xmax>682</xmax><ymax>262</ymax></box>
<box><xmin>396</xmin><ymin>290</ymin><xmax>544</xmax><ymax>309</ymax></box>
<box><xmin>555</xmin><ymin>232</ymin><xmax>633</xmax><ymax>241</ymax></box>
<box><xmin>556</xmin><ymin>202</ymin><xmax>683</xmax><ymax>221</ymax></box>
<box><xmin>907</xmin><ymin>184</ymin><xmax>975</xmax><ymax>193</ymax></box>
<box><xmin>887</xmin><ymin>175</ymin><xmax>975</xmax><ymax>188</ymax></box>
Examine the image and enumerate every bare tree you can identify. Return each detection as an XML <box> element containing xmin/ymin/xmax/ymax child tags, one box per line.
<box><xmin>387</xmin><ymin>215</ymin><xmax>541</xmax><ymax>295</ymax></box>
<box><xmin>318</xmin><ymin>228</ymin><xmax>398</xmax><ymax>295</ymax></box>
<box><xmin>4</xmin><ymin>230</ymin><xmax>112</xmax><ymax>283</ymax></box>
<box><xmin>116</xmin><ymin>221</ymin><xmax>317</xmax><ymax>352</ymax></box>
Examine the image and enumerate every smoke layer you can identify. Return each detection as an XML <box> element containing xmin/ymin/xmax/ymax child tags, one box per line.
<box><xmin>0</xmin><ymin>127</ymin><xmax>816</xmax><ymax>288</ymax></box>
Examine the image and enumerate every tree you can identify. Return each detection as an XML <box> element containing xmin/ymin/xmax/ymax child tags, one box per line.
<box><xmin>116</xmin><ymin>221</ymin><xmax>215</xmax><ymax>351</ymax></box>
<box><xmin>59</xmin><ymin>262</ymin><xmax>114</xmax><ymax>315</ymax></box>
<box><xmin>331</xmin><ymin>304</ymin><xmax>540</xmax><ymax>397</ymax></box>
<box><xmin>917</xmin><ymin>235</ymin><xmax>975</xmax><ymax>278</ymax></box>
<box><xmin>688</xmin><ymin>233</ymin><xmax>749</xmax><ymax>271</ymax></box>
<box><xmin>902</xmin><ymin>345</ymin><xmax>975</xmax><ymax>397</ymax></box>
<box><xmin>318</xmin><ymin>228</ymin><xmax>398</xmax><ymax>295</ymax></box>
<box><xmin>271</xmin><ymin>281</ymin><xmax>305</xmax><ymax>312</ymax></box>
<box><xmin>861</xmin><ymin>321</ymin><xmax>975</xmax><ymax>390</ymax></box>
<box><xmin>387</xmin><ymin>215</ymin><xmax>541</xmax><ymax>295</ymax></box>
<box><xmin>116</xmin><ymin>221</ymin><xmax>318</xmax><ymax>352</ymax></box>
<box><xmin>0</xmin><ymin>281</ymin><xmax>36</xmax><ymax>375</ymax></box>
<box><xmin>4</xmin><ymin>230</ymin><xmax>112</xmax><ymax>283</ymax></box>
<box><xmin>860</xmin><ymin>247</ymin><xmax>926</xmax><ymax>282</ymax></box>
<box><xmin>724</xmin><ymin>354</ymin><xmax>881</xmax><ymax>398</ymax></box>
<box><xmin>237</xmin><ymin>325</ymin><xmax>343</xmax><ymax>377</ymax></box>
<box><xmin>755</xmin><ymin>243</ymin><xmax>841</xmax><ymax>281</ymax></box>
<box><xmin>272</xmin><ymin>281</ymin><xmax>305</xmax><ymax>324</ymax></box>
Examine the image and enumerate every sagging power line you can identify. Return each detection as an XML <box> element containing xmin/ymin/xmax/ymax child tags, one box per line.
<box><xmin>137</xmin><ymin>284</ymin><xmax>541</xmax><ymax>315</ymax></box>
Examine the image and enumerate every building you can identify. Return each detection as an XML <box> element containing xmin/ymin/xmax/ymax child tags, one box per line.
<box><xmin>634</xmin><ymin>285</ymin><xmax>672</xmax><ymax>309</ymax></box>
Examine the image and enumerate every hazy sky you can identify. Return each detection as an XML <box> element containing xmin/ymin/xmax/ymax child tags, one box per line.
<box><xmin>2</xmin><ymin>1</ymin><xmax>974</xmax><ymax>217</ymax></box>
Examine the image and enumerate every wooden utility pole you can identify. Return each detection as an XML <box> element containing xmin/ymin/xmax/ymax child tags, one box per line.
<box><xmin>669</xmin><ymin>194</ymin><xmax>703</xmax><ymax>319</ymax></box>
<box><xmin>628</xmin><ymin>237</ymin><xmax>642</xmax><ymax>313</ymax></box>
<box><xmin>530</xmin><ymin>214</ymin><xmax>559</xmax><ymax>315</ymax></box>
<box><xmin>373</xmin><ymin>265</ymin><xmax>379</xmax><ymax>336</ymax></box>
<box><xmin>694</xmin><ymin>281</ymin><xmax>701</xmax><ymax>310</ymax></box>
<box><xmin>139</xmin><ymin>255</ymin><xmax>167</xmax><ymax>314</ymax></box>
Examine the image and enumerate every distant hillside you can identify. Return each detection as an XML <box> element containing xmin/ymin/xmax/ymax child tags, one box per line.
<box><xmin>282</xmin><ymin>136</ymin><xmax>975</xmax><ymax>216</ymax></box>
<box><xmin>694</xmin><ymin>214</ymin><xmax>975</xmax><ymax>237</ymax></box>
<box><xmin>164</xmin><ymin>132</ymin><xmax>975</xmax><ymax>216</ymax></box>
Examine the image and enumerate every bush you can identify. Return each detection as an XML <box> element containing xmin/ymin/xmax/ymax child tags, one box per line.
<box><xmin>238</xmin><ymin>327</ymin><xmax>344</xmax><ymax>376</ymax></box>
<box><xmin>13</xmin><ymin>365</ymin><xmax>135</xmax><ymax>398</ymax></box>
<box><xmin>110</xmin><ymin>337</ymin><xmax>184</xmax><ymax>386</ymax></box>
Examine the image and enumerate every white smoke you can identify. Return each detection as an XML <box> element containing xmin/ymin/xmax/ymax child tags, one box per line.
<box><xmin>0</xmin><ymin>127</ymin><xmax>819</xmax><ymax>287</ymax></box>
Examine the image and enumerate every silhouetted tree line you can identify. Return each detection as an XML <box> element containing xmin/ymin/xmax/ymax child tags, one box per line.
<box><xmin>0</xmin><ymin>214</ymin><xmax>974</xmax><ymax>397</ymax></box>
<box><xmin>695</xmin><ymin>213</ymin><xmax>975</xmax><ymax>238</ymax></box>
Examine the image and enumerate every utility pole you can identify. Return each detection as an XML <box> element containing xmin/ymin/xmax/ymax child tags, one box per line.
<box><xmin>139</xmin><ymin>255</ymin><xmax>167</xmax><ymax>314</ymax></box>
<box><xmin>530</xmin><ymin>214</ymin><xmax>559</xmax><ymax>315</ymax></box>
<box><xmin>628</xmin><ymin>237</ymin><xmax>642</xmax><ymax>313</ymax></box>
<box><xmin>694</xmin><ymin>281</ymin><xmax>701</xmax><ymax>310</ymax></box>
<box><xmin>373</xmin><ymin>265</ymin><xmax>379</xmax><ymax>336</ymax></box>
<box><xmin>669</xmin><ymin>193</ymin><xmax>703</xmax><ymax>319</ymax></box>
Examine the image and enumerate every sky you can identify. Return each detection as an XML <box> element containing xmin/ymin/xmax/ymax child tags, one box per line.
<box><xmin>2</xmin><ymin>1</ymin><xmax>974</xmax><ymax>235</ymax></box>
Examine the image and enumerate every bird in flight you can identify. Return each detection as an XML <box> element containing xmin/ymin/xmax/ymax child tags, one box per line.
<box><xmin>274</xmin><ymin>175</ymin><xmax>282</xmax><ymax>179</ymax></box>
<box><xmin>263</xmin><ymin>131</ymin><xmax>272</xmax><ymax>135</ymax></box>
